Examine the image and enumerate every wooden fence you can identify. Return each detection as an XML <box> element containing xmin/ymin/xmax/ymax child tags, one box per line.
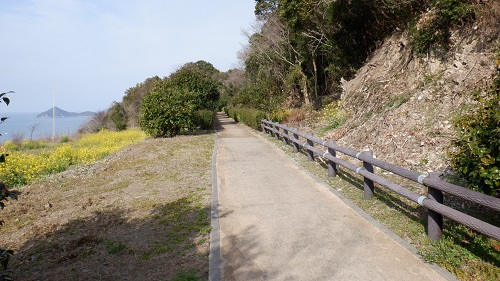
<box><xmin>261</xmin><ymin>119</ymin><xmax>500</xmax><ymax>241</ymax></box>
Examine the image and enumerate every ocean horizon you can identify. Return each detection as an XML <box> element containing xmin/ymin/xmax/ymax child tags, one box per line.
<box><xmin>0</xmin><ymin>112</ymin><xmax>92</xmax><ymax>142</ymax></box>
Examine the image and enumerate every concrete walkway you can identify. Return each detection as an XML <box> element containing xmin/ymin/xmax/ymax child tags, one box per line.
<box><xmin>213</xmin><ymin>112</ymin><xmax>453</xmax><ymax>281</ymax></box>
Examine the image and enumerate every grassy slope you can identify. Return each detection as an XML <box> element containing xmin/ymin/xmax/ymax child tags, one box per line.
<box><xmin>0</xmin><ymin>133</ymin><xmax>214</xmax><ymax>280</ymax></box>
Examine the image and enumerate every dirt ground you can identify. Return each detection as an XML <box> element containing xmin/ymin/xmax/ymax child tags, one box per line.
<box><xmin>306</xmin><ymin>28</ymin><xmax>499</xmax><ymax>176</ymax></box>
<box><xmin>0</xmin><ymin>133</ymin><xmax>215</xmax><ymax>280</ymax></box>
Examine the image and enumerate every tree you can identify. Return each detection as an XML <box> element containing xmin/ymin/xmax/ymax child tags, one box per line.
<box><xmin>122</xmin><ymin>76</ymin><xmax>161</xmax><ymax>128</ymax></box>
<box><xmin>78</xmin><ymin>110</ymin><xmax>109</xmax><ymax>134</ymax></box>
<box><xmin>28</xmin><ymin>123</ymin><xmax>40</xmax><ymax>140</ymax></box>
<box><xmin>255</xmin><ymin>0</ymin><xmax>280</xmax><ymax>18</ymax></box>
<box><xmin>236</xmin><ymin>0</ymin><xmax>431</xmax><ymax>111</ymax></box>
<box><xmin>108</xmin><ymin>102</ymin><xmax>127</xmax><ymax>131</ymax></box>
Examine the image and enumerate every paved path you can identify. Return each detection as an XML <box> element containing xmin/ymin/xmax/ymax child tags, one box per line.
<box><xmin>213</xmin><ymin>112</ymin><xmax>453</xmax><ymax>281</ymax></box>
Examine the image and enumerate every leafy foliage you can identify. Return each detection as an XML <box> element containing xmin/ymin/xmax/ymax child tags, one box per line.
<box><xmin>121</xmin><ymin>76</ymin><xmax>162</xmax><ymax>127</ymax></box>
<box><xmin>196</xmin><ymin>110</ymin><xmax>214</xmax><ymax>130</ymax></box>
<box><xmin>0</xmin><ymin>92</ymin><xmax>14</xmax><ymax>280</ymax></box>
<box><xmin>226</xmin><ymin>107</ymin><xmax>267</xmax><ymax>130</ymax></box>
<box><xmin>449</xmin><ymin>74</ymin><xmax>500</xmax><ymax>197</ymax></box>
<box><xmin>0</xmin><ymin>183</ymin><xmax>17</xmax><ymax>210</ymax></box>
<box><xmin>167</xmin><ymin>62</ymin><xmax>221</xmax><ymax>111</ymax></box>
<box><xmin>410</xmin><ymin>0</ymin><xmax>474</xmax><ymax>54</ymax></box>
<box><xmin>108</xmin><ymin>102</ymin><xmax>127</xmax><ymax>131</ymax></box>
<box><xmin>237</xmin><ymin>0</ymin><xmax>486</xmax><ymax>112</ymax></box>
<box><xmin>139</xmin><ymin>88</ymin><xmax>197</xmax><ymax>138</ymax></box>
<box><xmin>139</xmin><ymin>61</ymin><xmax>221</xmax><ymax>138</ymax></box>
<box><xmin>0</xmin><ymin>91</ymin><xmax>12</xmax><ymax>137</ymax></box>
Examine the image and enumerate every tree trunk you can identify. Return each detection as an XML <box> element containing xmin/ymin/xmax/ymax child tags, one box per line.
<box><xmin>298</xmin><ymin>65</ymin><xmax>310</xmax><ymax>106</ymax></box>
<box><xmin>312</xmin><ymin>57</ymin><xmax>318</xmax><ymax>107</ymax></box>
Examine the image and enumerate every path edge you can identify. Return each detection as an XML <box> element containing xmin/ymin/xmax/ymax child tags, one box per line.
<box><xmin>208</xmin><ymin>120</ymin><xmax>222</xmax><ymax>281</ymax></box>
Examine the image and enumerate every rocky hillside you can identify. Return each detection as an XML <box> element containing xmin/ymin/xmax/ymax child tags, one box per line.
<box><xmin>321</xmin><ymin>23</ymin><xmax>498</xmax><ymax>175</ymax></box>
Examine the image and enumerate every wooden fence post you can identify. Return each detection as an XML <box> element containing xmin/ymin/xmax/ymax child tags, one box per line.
<box><xmin>306</xmin><ymin>133</ymin><xmax>314</xmax><ymax>161</ymax></box>
<box><xmin>427</xmin><ymin>173</ymin><xmax>444</xmax><ymax>241</ymax></box>
<box><xmin>292</xmin><ymin>129</ymin><xmax>300</xmax><ymax>153</ymax></box>
<box><xmin>362</xmin><ymin>150</ymin><xmax>375</xmax><ymax>200</ymax></box>
<box><xmin>327</xmin><ymin>140</ymin><xmax>338</xmax><ymax>177</ymax></box>
<box><xmin>274</xmin><ymin>123</ymin><xmax>280</xmax><ymax>140</ymax></box>
<box><xmin>282</xmin><ymin>126</ymin><xmax>289</xmax><ymax>145</ymax></box>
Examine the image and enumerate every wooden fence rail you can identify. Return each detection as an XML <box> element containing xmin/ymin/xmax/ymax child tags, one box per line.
<box><xmin>261</xmin><ymin>119</ymin><xmax>500</xmax><ymax>241</ymax></box>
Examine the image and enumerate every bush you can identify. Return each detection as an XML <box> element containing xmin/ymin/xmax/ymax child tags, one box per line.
<box><xmin>59</xmin><ymin>136</ymin><xmax>70</xmax><ymax>143</ymax></box>
<box><xmin>196</xmin><ymin>110</ymin><xmax>214</xmax><ymax>130</ymax></box>
<box><xmin>225</xmin><ymin>108</ymin><xmax>267</xmax><ymax>130</ymax></box>
<box><xmin>109</xmin><ymin>102</ymin><xmax>127</xmax><ymax>131</ymax></box>
<box><xmin>167</xmin><ymin>62</ymin><xmax>221</xmax><ymax>111</ymax></box>
<box><xmin>226</xmin><ymin>108</ymin><xmax>238</xmax><ymax>122</ymax></box>
<box><xmin>139</xmin><ymin>89</ymin><xmax>197</xmax><ymax>137</ymax></box>
<box><xmin>270</xmin><ymin>108</ymin><xmax>293</xmax><ymax>123</ymax></box>
<box><xmin>449</xmin><ymin>75</ymin><xmax>500</xmax><ymax>197</ymax></box>
<box><xmin>410</xmin><ymin>0</ymin><xmax>474</xmax><ymax>54</ymax></box>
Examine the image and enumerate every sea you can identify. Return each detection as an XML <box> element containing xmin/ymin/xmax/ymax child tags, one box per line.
<box><xmin>0</xmin><ymin>112</ymin><xmax>92</xmax><ymax>143</ymax></box>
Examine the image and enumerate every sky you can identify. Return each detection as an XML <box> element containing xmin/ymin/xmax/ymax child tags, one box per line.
<box><xmin>0</xmin><ymin>0</ymin><xmax>257</xmax><ymax>113</ymax></box>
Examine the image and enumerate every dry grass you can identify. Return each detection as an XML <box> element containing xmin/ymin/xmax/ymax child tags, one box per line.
<box><xmin>0</xmin><ymin>133</ymin><xmax>214</xmax><ymax>280</ymax></box>
<box><xmin>283</xmin><ymin>108</ymin><xmax>310</xmax><ymax>125</ymax></box>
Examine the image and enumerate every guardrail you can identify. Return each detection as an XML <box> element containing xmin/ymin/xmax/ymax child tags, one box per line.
<box><xmin>261</xmin><ymin>119</ymin><xmax>500</xmax><ymax>241</ymax></box>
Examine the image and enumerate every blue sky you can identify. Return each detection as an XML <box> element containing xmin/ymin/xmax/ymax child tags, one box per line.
<box><xmin>0</xmin><ymin>0</ymin><xmax>256</xmax><ymax>113</ymax></box>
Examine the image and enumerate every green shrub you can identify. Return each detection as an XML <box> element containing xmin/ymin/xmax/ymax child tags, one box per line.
<box><xmin>226</xmin><ymin>108</ymin><xmax>238</xmax><ymax>122</ymax></box>
<box><xmin>449</xmin><ymin>75</ymin><xmax>500</xmax><ymax>197</ymax></box>
<box><xmin>270</xmin><ymin>108</ymin><xmax>293</xmax><ymax>123</ymax></box>
<box><xmin>167</xmin><ymin>62</ymin><xmax>221</xmax><ymax>111</ymax></box>
<box><xmin>109</xmin><ymin>102</ymin><xmax>128</xmax><ymax>131</ymax></box>
<box><xmin>225</xmin><ymin>108</ymin><xmax>267</xmax><ymax>131</ymax></box>
<box><xmin>139</xmin><ymin>89</ymin><xmax>196</xmax><ymax>138</ymax></box>
<box><xmin>196</xmin><ymin>110</ymin><xmax>214</xmax><ymax>130</ymax></box>
<box><xmin>410</xmin><ymin>0</ymin><xmax>474</xmax><ymax>54</ymax></box>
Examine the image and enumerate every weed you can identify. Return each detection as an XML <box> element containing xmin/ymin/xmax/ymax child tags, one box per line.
<box><xmin>103</xmin><ymin>240</ymin><xmax>127</xmax><ymax>254</ymax></box>
<box><xmin>172</xmin><ymin>270</ymin><xmax>200</xmax><ymax>281</ymax></box>
<box><xmin>320</xmin><ymin>101</ymin><xmax>348</xmax><ymax>133</ymax></box>
<box><xmin>284</xmin><ymin>108</ymin><xmax>308</xmax><ymax>124</ymax></box>
<box><xmin>141</xmin><ymin>251</ymin><xmax>151</xmax><ymax>260</ymax></box>
<box><xmin>384</xmin><ymin>94</ymin><xmax>411</xmax><ymax>109</ymax></box>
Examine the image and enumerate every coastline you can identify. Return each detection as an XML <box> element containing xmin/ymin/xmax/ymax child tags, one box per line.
<box><xmin>0</xmin><ymin>112</ymin><xmax>91</xmax><ymax>142</ymax></box>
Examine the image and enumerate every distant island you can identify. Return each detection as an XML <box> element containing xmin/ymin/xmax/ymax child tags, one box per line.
<box><xmin>36</xmin><ymin>106</ymin><xmax>97</xmax><ymax>118</ymax></box>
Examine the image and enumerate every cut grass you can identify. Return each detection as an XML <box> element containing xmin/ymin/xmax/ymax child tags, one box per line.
<box><xmin>261</xmin><ymin>132</ymin><xmax>500</xmax><ymax>281</ymax></box>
